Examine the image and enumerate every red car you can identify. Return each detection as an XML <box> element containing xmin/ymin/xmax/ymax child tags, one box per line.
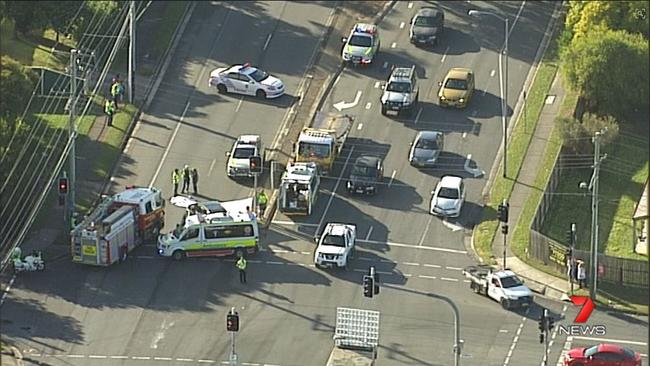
<box><xmin>564</xmin><ymin>343</ymin><xmax>642</xmax><ymax>366</ymax></box>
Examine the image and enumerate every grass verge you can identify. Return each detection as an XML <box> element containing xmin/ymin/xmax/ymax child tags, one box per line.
<box><xmin>0</xmin><ymin>19</ymin><xmax>74</xmax><ymax>70</ymax></box>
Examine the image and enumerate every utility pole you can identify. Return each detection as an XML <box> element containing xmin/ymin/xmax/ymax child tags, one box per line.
<box><xmin>68</xmin><ymin>49</ymin><xmax>78</xmax><ymax>228</ymax></box>
<box><xmin>587</xmin><ymin>131</ymin><xmax>606</xmax><ymax>301</ymax></box>
<box><xmin>128</xmin><ymin>0</ymin><xmax>136</xmax><ymax>103</ymax></box>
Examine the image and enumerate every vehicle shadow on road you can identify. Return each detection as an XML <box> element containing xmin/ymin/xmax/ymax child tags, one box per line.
<box><xmin>416</xmin><ymin>151</ymin><xmax>484</xmax><ymax>179</ymax></box>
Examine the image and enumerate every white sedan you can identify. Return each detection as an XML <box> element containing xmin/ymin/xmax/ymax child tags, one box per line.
<box><xmin>430</xmin><ymin>175</ymin><xmax>465</xmax><ymax>218</ymax></box>
<box><xmin>208</xmin><ymin>63</ymin><xmax>285</xmax><ymax>99</ymax></box>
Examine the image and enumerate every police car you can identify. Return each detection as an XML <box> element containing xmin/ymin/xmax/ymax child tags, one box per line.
<box><xmin>341</xmin><ymin>23</ymin><xmax>380</xmax><ymax>65</ymax></box>
<box><xmin>226</xmin><ymin>135</ymin><xmax>264</xmax><ymax>178</ymax></box>
<box><xmin>208</xmin><ymin>63</ymin><xmax>285</xmax><ymax>99</ymax></box>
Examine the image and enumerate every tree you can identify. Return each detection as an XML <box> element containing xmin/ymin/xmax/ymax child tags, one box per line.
<box><xmin>560</xmin><ymin>28</ymin><xmax>649</xmax><ymax>118</ymax></box>
<box><xmin>0</xmin><ymin>56</ymin><xmax>38</xmax><ymax>120</ymax></box>
<box><xmin>557</xmin><ymin>113</ymin><xmax>620</xmax><ymax>154</ymax></box>
<box><xmin>4</xmin><ymin>1</ymin><xmax>50</xmax><ymax>36</ymax></box>
<box><xmin>70</xmin><ymin>1</ymin><xmax>119</xmax><ymax>46</ymax></box>
<box><xmin>42</xmin><ymin>1</ymin><xmax>84</xmax><ymax>43</ymax></box>
<box><xmin>566</xmin><ymin>1</ymin><xmax>649</xmax><ymax>41</ymax></box>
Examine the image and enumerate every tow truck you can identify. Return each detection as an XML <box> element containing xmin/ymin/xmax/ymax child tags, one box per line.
<box><xmin>278</xmin><ymin>162</ymin><xmax>320</xmax><ymax>215</ymax></box>
<box><xmin>314</xmin><ymin>223</ymin><xmax>356</xmax><ymax>269</ymax></box>
<box><xmin>294</xmin><ymin>112</ymin><xmax>353</xmax><ymax>175</ymax></box>
<box><xmin>71</xmin><ymin>186</ymin><xmax>165</xmax><ymax>266</ymax></box>
<box><xmin>462</xmin><ymin>265</ymin><xmax>534</xmax><ymax>309</ymax></box>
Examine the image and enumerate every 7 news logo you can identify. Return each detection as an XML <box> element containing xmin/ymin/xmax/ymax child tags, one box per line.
<box><xmin>558</xmin><ymin>295</ymin><xmax>607</xmax><ymax>336</ymax></box>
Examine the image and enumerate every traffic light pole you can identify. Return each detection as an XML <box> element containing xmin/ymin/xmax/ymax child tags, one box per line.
<box><xmin>253</xmin><ymin>173</ymin><xmax>258</xmax><ymax>213</ymax></box>
<box><xmin>228</xmin><ymin>307</ymin><xmax>238</xmax><ymax>366</ymax></box>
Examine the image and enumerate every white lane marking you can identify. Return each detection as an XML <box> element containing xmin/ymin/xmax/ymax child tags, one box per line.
<box><xmin>176</xmin><ymin>358</ymin><xmax>194</xmax><ymax>362</ymax></box>
<box><xmin>133</xmin><ymin>356</ymin><xmax>152</xmax><ymax>360</ymax></box>
<box><xmin>89</xmin><ymin>355</ymin><xmax>107</xmax><ymax>359</ymax></box>
<box><xmin>490</xmin><ymin>69</ymin><xmax>496</xmax><ymax>77</ymax></box>
<box><xmin>111</xmin><ymin>356</ymin><xmax>128</xmax><ymax>359</ymax></box>
<box><xmin>358</xmin><ymin>257</ymin><xmax>374</xmax><ymax>261</ymax></box>
<box><xmin>154</xmin><ymin>357</ymin><xmax>173</xmax><ymax>360</ymax></box>
<box><xmin>399</xmin><ymin>21</ymin><xmax>405</xmax><ymax>29</ymax></box>
<box><xmin>571</xmin><ymin>336</ymin><xmax>648</xmax><ymax>346</ymax></box>
<box><xmin>388</xmin><ymin>170</ymin><xmax>397</xmax><ymax>187</ymax></box>
<box><xmin>150</xmin><ymin>318</ymin><xmax>174</xmax><ymax>349</ymax></box>
<box><xmin>391</xmin><ymin>42</ymin><xmax>396</xmax><ymax>48</ymax></box>
<box><xmin>499</xmin><ymin>329</ymin><xmax>509</xmax><ymax>333</ymax></box>
<box><xmin>0</xmin><ymin>275</ymin><xmax>16</xmax><ymax>306</ymax></box>
<box><xmin>358</xmin><ymin>239</ymin><xmax>467</xmax><ymax>254</ymax></box>
<box><xmin>353</xmin><ymin>269</ymin><xmax>367</xmax><ymax>273</ymax></box>
<box><xmin>462</xmin><ymin>132</ymin><xmax>467</xmax><ymax>138</ymax></box>
<box><xmin>408</xmin><ymin>2</ymin><xmax>413</xmax><ymax>8</ymax></box>
<box><xmin>383</xmin><ymin>61</ymin><xmax>389</xmax><ymax>68</ymax></box>
<box><xmin>440</xmin><ymin>46</ymin><xmax>450</xmax><ymax>63</ymax></box>
<box><xmin>207</xmin><ymin>158</ymin><xmax>217</xmax><ymax>177</ymax></box>
<box><xmin>503</xmin><ymin>310</ymin><xmax>529</xmax><ymax>366</ymax></box>
<box><xmin>272</xmin><ymin>249</ymin><xmax>289</xmax><ymax>253</ymax></box>
<box><xmin>440</xmin><ymin>277</ymin><xmax>458</xmax><ymax>282</ymax></box>
<box><xmin>423</xmin><ymin>263</ymin><xmax>441</xmax><ymax>268</ymax></box>
<box><xmin>365</xmin><ymin>102</ymin><xmax>372</xmax><ymax>110</ymax></box>
<box><xmin>301</xmin><ymin>251</ymin><xmax>311</xmax><ymax>255</ymax></box>
<box><xmin>248</xmin><ymin>260</ymin><xmax>262</xmax><ymax>263</ymax></box>
<box><xmin>263</xmin><ymin>33</ymin><xmax>273</xmax><ymax>50</ymax></box>
<box><xmin>272</xmin><ymin>221</ymin><xmax>319</xmax><ymax>227</ymax></box>
<box><xmin>365</xmin><ymin>226</ymin><xmax>374</xmax><ymax>241</ymax></box>
<box><xmin>413</xmin><ymin>107</ymin><xmax>422</xmax><ymax>124</ymax></box>
<box><xmin>419</xmin><ymin>275</ymin><xmax>436</xmax><ymax>279</ymax></box>
<box><xmin>377</xmin><ymin>271</ymin><xmax>392</xmax><ymax>275</ymax></box>
<box><xmin>66</xmin><ymin>355</ymin><xmax>85</xmax><ymax>358</ymax></box>
<box><xmin>315</xmin><ymin>147</ymin><xmax>354</xmax><ymax>233</ymax></box>
<box><xmin>446</xmin><ymin>266</ymin><xmax>462</xmax><ymax>271</ymax></box>
<box><xmin>418</xmin><ymin>215</ymin><xmax>434</xmax><ymax>246</ymax></box>
<box><xmin>374</xmin><ymin>81</ymin><xmax>380</xmax><ymax>88</ymax></box>
<box><xmin>235</xmin><ymin>97</ymin><xmax>244</xmax><ymax>112</ymax></box>
<box><xmin>149</xmin><ymin>101</ymin><xmax>190</xmax><ymax>187</ymax></box>
<box><xmin>402</xmin><ymin>262</ymin><xmax>420</xmax><ymax>266</ymax></box>
<box><xmin>403</xmin><ymin>273</ymin><xmax>413</xmax><ymax>277</ymax></box>
<box><xmin>266</xmin><ymin>261</ymin><xmax>283</xmax><ymax>265</ymax></box>
<box><xmin>198</xmin><ymin>360</ymin><xmax>216</xmax><ymax>363</ymax></box>
<box><xmin>442</xmin><ymin>219</ymin><xmax>464</xmax><ymax>232</ymax></box>
<box><xmin>379</xmin><ymin>259</ymin><xmax>392</xmax><ymax>263</ymax></box>
<box><xmin>357</xmin><ymin>123</ymin><xmax>363</xmax><ymax>130</ymax></box>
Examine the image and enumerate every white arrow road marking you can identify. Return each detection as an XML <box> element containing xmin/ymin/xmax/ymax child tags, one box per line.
<box><xmin>374</xmin><ymin>81</ymin><xmax>380</xmax><ymax>88</ymax></box>
<box><xmin>357</xmin><ymin>123</ymin><xmax>363</xmax><ymax>130</ymax></box>
<box><xmin>490</xmin><ymin>69</ymin><xmax>496</xmax><ymax>77</ymax></box>
<box><xmin>442</xmin><ymin>220</ymin><xmax>464</xmax><ymax>232</ymax></box>
<box><xmin>333</xmin><ymin>90</ymin><xmax>362</xmax><ymax>111</ymax></box>
<box><xmin>464</xmin><ymin>154</ymin><xmax>485</xmax><ymax>178</ymax></box>
<box><xmin>151</xmin><ymin>319</ymin><xmax>174</xmax><ymax>349</ymax></box>
<box><xmin>383</xmin><ymin>61</ymin><xmax>389</xmax><ymax>68</ymax></box>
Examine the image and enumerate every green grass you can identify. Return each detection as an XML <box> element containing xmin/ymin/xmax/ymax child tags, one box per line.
<box><xmin>0</xmin><ymin>19</ymin><xmax>74</xmax><ymax>70</ymax></box>
<box><xmin>473</xmin><ymin>61</ymin><xmax>559</xmax><ymax>263</ymax></box>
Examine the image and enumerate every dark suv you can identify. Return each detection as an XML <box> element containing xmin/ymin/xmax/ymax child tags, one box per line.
<box><xmin>409</xmin><ymin>6</ymin><xmax>444</xmax><ymax>47</ymax></box>
<box><xmin>380</xmin><ymin>65</ymin><xmax>419</xmax><ymax>116</ymax></box>
<box><xmin>346</xmin><ymin>155</ymin><xmax>384</xmax><ymax>195</ymax></box>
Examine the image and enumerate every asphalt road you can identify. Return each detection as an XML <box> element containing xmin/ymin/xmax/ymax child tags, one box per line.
<box><xmin>1</xmin><ymin>1</ymin><xmax>648</xmax><ymax>366</ymax></box>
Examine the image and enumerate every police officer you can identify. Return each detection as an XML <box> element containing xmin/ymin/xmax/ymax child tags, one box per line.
<box><xmin>257</xmin><ymin>190</ymin><xmax>268</xmax><ymax>216</ymax></box>
<box><xmin>105</xmin><ymin>99</ymin><xmax>115</xmax><ymax>126</ymax></box>
<box><xmin>182</xmin><ymin>165</ymin><xmax>191</xmax><ymax>193</ymax></box>
<box><xmin>236</xmin><ymin>255</ymin><xmax>247</xmax><ymax>283</ymax></box>
<box><xmin>172</xmin><ymin>169</ymin><xmax>181</xmax><ymax>196</ymax></box>
<box><xmin>191</xmin><ymin>168</ymin><xmax>199</xmax><ymax>194</ymax></box>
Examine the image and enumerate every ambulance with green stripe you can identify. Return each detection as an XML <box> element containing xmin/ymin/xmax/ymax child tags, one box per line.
<box><xmin>157</xmin><ymin>199</ymin><xmax>259</xmax><ymax>260</ymax></box>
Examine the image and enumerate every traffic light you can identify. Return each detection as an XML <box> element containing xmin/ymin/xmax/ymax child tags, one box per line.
<box><xmin>58</xmin><ymin>177</ymin><xmax>69</xmax><ymax>195</ymax></box>
<box><xmin>539</xmin><ymin>333</ymin><xmax>544</xmax><ymax>344</ymax></box>
<box><xmin>226</xmin><ymin>312</ymin><xmax>239</xmax><ymax>332</ymax></box>
<box><xmin>363</xmin><ymin>275</ymin><xmax>374</xmax><ymax>298</ymax></box>
<box><xmin>497</xmin><ymin>202</ymin><xmax>509</xmax><ymax>223</ymax></box>
<box><xmin>249</xmin><ymin>156</ymin><xmax>262</xmax><ymax>174</ymax></box>
<box><xmin>501</xmin><ymin>224</ymin><xmax>509</xmax><ymax>235</ymax></box>
<box><xmin>538</xmin><ymin>310</ymin><xmax>547</xmax><ymax>332</ymax></box>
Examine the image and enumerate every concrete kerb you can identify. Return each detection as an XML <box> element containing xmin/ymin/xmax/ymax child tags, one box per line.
<box><xmin>260</xmin><ymin>1</ymin><xmax>396</xmax><ymax>229</ymax></box>
<box><xmin>469</xmin><ymin>2</ymin><xmax>563</xmax><ymax>268</ymax></box>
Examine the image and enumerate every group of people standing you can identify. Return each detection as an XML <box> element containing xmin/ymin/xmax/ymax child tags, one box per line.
<box><xmin>172</xmin><ymin>165</ymin><xmax>199</xmax><ymax>196</ymax></box>
<box><xmin>104</xmin><ymin>75</ymin><xmax>125</xmax><ymax>127</ymax></box>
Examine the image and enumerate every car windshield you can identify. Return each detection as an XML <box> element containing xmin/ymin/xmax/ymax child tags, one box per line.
<box><xmin>438</xmin><ymin>187</ymin><xmax>459</xmax><ymax>199</ymax></box>
<box><xmin>233</xmin><ymin>147</ymin><xmax>255</xmax><ymax>159</ymax></box>
<box><xmin>500</xmin><ymin>275</ymin><xmax>524</xmax><ymax>288</ymax></box>
<box><xmin>415</xmin><ymin>138</ymin><xmax>438</xmax><ymax>150</ymax></box>
<box><xmin>386</xmin><ymin>81</ymin><xmax>411</xmax><ymax>93</ymax></box>
<box><xmin>349</xmin><ymin>35</ymin><xmax>372</xmax><ymax>47</ymax></box>
<box><xmin>414</xmin><ymin>16</ymin><xmax>440</xmax><ymax>27</ymax></box>
<box><xmin>584</xmin><ymin>346</ymin><xmax>599</xmax><ymax>357</ymax></box>
<box><xmin>322</xmin><ymin>234</ymin><xmax>345</xmax><ymax>247</ymax></box>
<box><xmin>249</xmin><ymin>68</ymin><xmax>269</xmax><ymax>82</ymax></box>
<box><xmin>298</xmin><ymin>142</ymin><xmax>330</xmax><ymax>158</ymax></box>
<box><xmin>444</xmin><ymin>78</ymin><xmax>468</xmax><ymax>90</ymax></box>
<box><xmin>352</xmin><ymin>165</ymin><xmax>375</xmax><ymax>177</ymax></box>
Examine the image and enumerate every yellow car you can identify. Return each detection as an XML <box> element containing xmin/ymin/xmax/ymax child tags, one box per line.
<box><xmin>438</xmin><ymin>68</ymin><xmax>475</xmax><ymax>108</ymax></box>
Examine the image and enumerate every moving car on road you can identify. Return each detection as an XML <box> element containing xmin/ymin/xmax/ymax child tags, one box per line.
<box><xmin>410</xmin><ymin>6</ymin><xmax>444</xmax><ymax>46</ymax></box>
<box><xmin>462</xmin><ymin>265</ymin><xmax>534</xmax><ymax>309</ymax></box>
<box><xmin>208</xmin><ymin>63</ymin><xmax>285</xmax><ymax>99</ymax></box>
<box><xmin>430</xmin><ymin>175</ymin><xmax>465</xmax><ymax>218</ymax></box>
<box><xmin>347</xmin><ymin>155</ymin><xmax>384</xmax><ymax>195</ymax></box>
<box><xmin>408</xmin><ymin>130</ymin><xmax>444</xmax><ymax>167</ymax></box>
<box><xmin>380</xmin><ymin>65</ymin><xmax>419</xmax><ymax>116</ymax></box>
<box><xmin>226</xmin><ymin>135</ymin><xmax>264</xmax><ymax>178</ymax></box>
<box><xmin>438</xmin><ymin>67</ymin><xmax>475</xmax><ymax>108</ymax></box>
<box><xmin>341</xmin><ymin>23</ymin><xmax>380</xmax><ymax>65</ymax></box>
<box><xmin>314</xmin><ymin>223</ymin><xmax>357</xmax><ymax>269</ymax></box>
<box><xmin>563</xmin><ymin>343</ymin><xmax>642</xmax><ymax>366</ymax></box>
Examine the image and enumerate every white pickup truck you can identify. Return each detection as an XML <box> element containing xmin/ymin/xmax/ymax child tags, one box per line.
<box><xmin>462</xmin><ymin>265</ymin><xmax>534</xmax><ymax>309</ymax></box>
<box><xmin>314</xmin><ymin>223</ymin><xmax>356</xmax><ymax>269</ymax></box>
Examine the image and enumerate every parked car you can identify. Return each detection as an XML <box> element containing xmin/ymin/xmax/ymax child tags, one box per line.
<box><xmin>430</xmin><ymin>175</ymin><xmax>465</xmax><ymax>218</ymax></box>
<box><xmin>409</xmin><ymin>6</ymin><xmax>444</xmax><ymax>46</ymax></box>
<box><xmin>563</xmin><ymin>344</ymin><xmax>642</xmax><ymax>366</ymax></box>
<box><xmin>209</xmin><ymin>63</ymin><xmax>285</xmax><ymax>99</ymax></box>
<box><xmin>438</xmin><ymin>67</ymin><xmax>475</xmax><ymax>108</ymax></box>
<box><xmin>408</xmin><ymin>131</ymin><xmax>444</xmax><ymax>167</ymax></box>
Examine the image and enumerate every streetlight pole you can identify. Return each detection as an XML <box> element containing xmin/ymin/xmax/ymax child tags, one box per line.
<box><xmin>468</xmin><ymin>10</ymin><xmax>509</xmax><ymax>178</ymax></box>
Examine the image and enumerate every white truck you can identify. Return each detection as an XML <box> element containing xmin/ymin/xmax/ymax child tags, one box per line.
<box><xmin>462</xmin><ymin>265</ymin><xmax>534</xmax><ymax>309</ymax></box>
<box><xmin>326</xmin><ymin>307</ymin><xmax>379</xmax><ymax>366</ymax></box>
<box><xmin>314</xmin><ymin>223</ymin><xmax>356</xmax><ymax>269</ymax></box>
<box><xmin>278</xmin><ymin>162</ymin><xmax>320</xmax><ymax>216</ymax></box>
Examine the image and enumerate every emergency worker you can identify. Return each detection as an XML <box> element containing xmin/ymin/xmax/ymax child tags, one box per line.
<box><xmin>182</xmin><ymin>165</ymin><xmax>191</xmax><ymax>193</ymax></box>
<box><xmin>236</xmin><ymin>255</ymin><xmax>247</xmax><ymax>283</ymax></box>
<box><xmin>172</xmin><ymin>169</ymin><xmax>181</xmax><ymax>196</ymax></box>
<box><xmin>257</xmin><ymin>190</ymin><xmax>268</xmax><ymax>216</ymax></box>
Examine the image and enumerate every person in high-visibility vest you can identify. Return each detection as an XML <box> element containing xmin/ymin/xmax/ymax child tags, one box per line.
<box><xmin>257</xmin><ymin>190</ymin><xmax>268</xmax><ymax>216</ymax></box>
<box><xmin>172</xmin><ymin>169</ymin><xmax>181</xmax><ymax>196</ymax></box>
<box><xmin>111</xmin><ymin>82</ymin><xmax>121</xmax><ymax>108</ymax></box>
<box><xmin>236</xmin><ymin>255</ymin><xmax>247</xmax><ymax>283</ymax></box>
<box><xmin>104</xmin><ymin>99</ymin><xmax>115</xmax><ymax>126</ymax></box>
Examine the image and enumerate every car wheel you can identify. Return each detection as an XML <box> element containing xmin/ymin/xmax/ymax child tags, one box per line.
<box><xmin>256</xmin><ymin>89</ymin><xmax>267</xmax><ymax>98</ymax></box>
<box><xmin>500</xmin><ymin>298</ymin><xmax>511</xmax><ymax>310</ymax></box>
<box><xmin>216</xmin><ymin>84</ymin><xmax>227</xmax><ymax>93</ymax></box>
<box><xmin>172</xmin><ymin>250</ymin><xmax>185</xmax><ymax>261</ymax></box>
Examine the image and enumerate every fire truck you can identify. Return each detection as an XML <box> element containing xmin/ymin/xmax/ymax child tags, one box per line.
<box><xmin>71</xmin><ymin>186</ymin><xmax>165</xmax><ymax>266</ymax></box>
